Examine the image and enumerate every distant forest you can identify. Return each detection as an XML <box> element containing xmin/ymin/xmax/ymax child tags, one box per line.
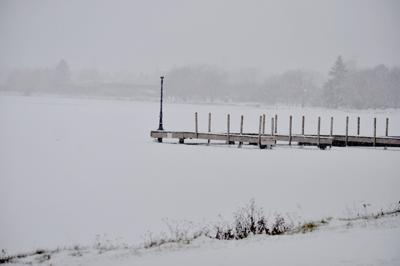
<box><xmin>1</xmin><ymin>56</ymin><xmax>399</xmax><ymax>109</ymax></box>
<box><xmin>167</xmin><ymin>56</ymin><xmax>400</xmax><ymax>109</ymax></box>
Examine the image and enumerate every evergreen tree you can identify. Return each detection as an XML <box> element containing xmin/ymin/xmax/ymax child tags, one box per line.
<box><xmin>323</xmin><ymin>55</ymin><xmax>348</xmax><ymax>107</ymax></box>
<box><xmin>53</xmin><ymin>59</ymin><xmax>71</xmax><ymax>88</ymax></box>
<box><xmin>329</xmin><ymin>55</ymin><xmax>347</xmax><ymax>81</ymax></box>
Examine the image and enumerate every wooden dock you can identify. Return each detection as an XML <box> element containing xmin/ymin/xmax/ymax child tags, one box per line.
<box><xmin>151</xmin><ymin>130</ymin><xmax>400</xmax><ymax>149</ymax></box>
<box><xmin>150</xmin><ymin>113</ymin><xmax>400</xmax><ymax>149</ymax></box>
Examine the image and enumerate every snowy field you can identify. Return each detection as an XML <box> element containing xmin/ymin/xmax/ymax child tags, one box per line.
<box><xmin>1</xmin><ymin>95</ymin><xmax>399</xmax><ymax>265</ymax></box>
<box><xmin>10</xmin><ymin>215</ymin><xmax>400</xmax><ymax>266</ymax></box>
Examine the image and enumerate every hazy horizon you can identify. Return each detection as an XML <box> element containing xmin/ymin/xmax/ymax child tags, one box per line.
<box><xmin>1</xmin><ymin>0</ymin><xmax>400</xmax><ymax>75</ymax></box>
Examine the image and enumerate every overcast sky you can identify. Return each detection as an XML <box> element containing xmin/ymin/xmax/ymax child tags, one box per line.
<box><xmin>0</xmin><ymin>0</ymin><xmax>399</xmax><ymax>74</ymax></box>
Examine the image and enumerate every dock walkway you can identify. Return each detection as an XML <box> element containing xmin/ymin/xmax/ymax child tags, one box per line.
<box><xmin>150</xmin><ymin>113</ymin><xmax>400</xmax><ymax>149</ymax></box>
<box><xmin>150</xmin><ymin>130</ymin><xmax>400</xmax><ymax>149</ymax></box>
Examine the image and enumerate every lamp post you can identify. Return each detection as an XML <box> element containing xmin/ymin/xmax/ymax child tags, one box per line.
<box><xmin>157</xmin><ymin>76</ymin><xmax>164</xmax><ymax>142</ymax></box>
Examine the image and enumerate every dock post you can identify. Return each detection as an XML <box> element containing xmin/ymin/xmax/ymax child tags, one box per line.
<box><xmin>289</xmin><ymin>115</ymin><xmax>292</xmax><ymax>145</ymax></box>
<box><xmin>386</xmin><ymin>118</ymin><xmax>389</xmax><ymax>137</ymax></box>
<box><xmin>240</xmin><ymin>115</ymin><xmax>244</xmax><ymax>135</ymax></box>
<box><xmin>258</xmin><ymin>116</ymin><xmax>262</xmax><ymax>147</ymax></box>
<box><xmin>357</xmin><ymin>117</ymin><xmax>360</xmax><ymax>136</ymax></box>
<box><xmin>258</xmin><ymin>115</ymin><xmax>266</xmax><ymax>149</ymax></box>
<box><xmin>302</xmin><ymin>115</ymin><xmax>305</xmax><ymax>136</ymax></box>
<box><xmin>317</xmin><ymin>116</ymin><xmax>321</xmax><ymax>147</ymax></box>
<box><xmin>330</xmin><ymin>117</ymin><xmax>333</xmax><ymax>136</ymax></box>
<box><xmin>345</xmin><ymin>116</ymin><xmax>349</xmax><ymax>146</ymax></box>
<box><xmin>195</xmin><ymin>112</ymin><xmax>198</xmax><ymax>137</ymax></box>
<box><xmin>274</xmin><ymin>114</ymin><xmax>278</xmax><ymax>134</ymax></box>
<box><xmin>271</xmin><ymin>117</ymin><xmax>275</xmax><ymax>136</ymax></box>
<box><xmin>208</xmin><ymin>112</ymin><xmax>211</xmax><ymax>145</ymax></box>
<box><xmin>262</xmin><ymin>114</ymin><xmax>266</xmax><ymax>134</ymax></box>
<box><xmin>373</xmin><ymin>117</ymin><xmax>377</xmax><ymax>147</ymax></box>
<box><xmin>238</xmin><ymin>115</ymin><xmax>244</xmax><ymax>147</ymax></box>
<box><xmin>227</xmin><ymin>114</ymin><xmax>231</xmax><ymax>144</ymax></box>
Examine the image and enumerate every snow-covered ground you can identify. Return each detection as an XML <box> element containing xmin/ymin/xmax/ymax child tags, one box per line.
<box><xmin>0</xmin><ymin>95</ymin><xmax>399</xmax><ymax>265</ymax></box>
<box><xmin>10</xmin><ymin>214</ymin><xmax>400</xmax><ymax>266</ymax></box>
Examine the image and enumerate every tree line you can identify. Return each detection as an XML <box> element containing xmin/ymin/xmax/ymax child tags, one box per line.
<box><xmin>166</xmin><ymin>56</ymin><xmax>400</xmax><ymax>109</ymax></box>
<box><xmin>1</xmin><ymin>57</ymin><xmax>399</xmax><ymax>109</ymax></box>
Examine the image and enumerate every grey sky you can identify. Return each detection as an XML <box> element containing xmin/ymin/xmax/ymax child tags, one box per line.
<box><xmin>0</xmin><ymin>0</ymin><xmax>399</xmax><ymax>74</ymax></box>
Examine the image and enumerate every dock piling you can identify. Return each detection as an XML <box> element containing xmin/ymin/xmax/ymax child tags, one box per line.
<box><xmin>318</xmin><ymin>116</ymin><xmax>321</xmax><ymax>147</ymax></box>
<box><xmin>330</xmin><ymin>117</ymin><xmax>333</xmax><ymax>136</ymax></box>
<box><xmin>357</xmin><ymin>117</ymin><xmax>360</xmax><ymax>136</ymax></box>
<box><xmin>262</xmin><ymin>114</ymin><xmax>266</xmax><ymax>134</ymax></box>
<box><xmin>289</xmin><ymin>115</ymin><xmax>292</xmax><ymax>145</ymax></box>
<box><xmin>345</xmin><ymin>116</ymin><xmax>349</xmax><ymax>146</ymax></box>
<box><xmin>195</xmin><ymin>112</ymin><xmax>198</xmax><ymax>136</ymax></box>
<box><xmin>271</xmin><ymin>117</ymin><xmax>275</xmax><ymax>136</ymax></box>
<box><xmin>239</xmin><ymin>115</ymin><xmax>244</xmax><ymax>147</ymax></box>
<box><xmin>274</xmin><ymin>114</ymin><xmax>278</xmax><ymax>134</ymax></box>
<box><xmin>208</xmin><ymin>112</ymin><xmax>211</xmax><ymax>144</ymax></box>
<box><xmin>374</xmin><ymin>117</ymin><xmax>377</xmax><ymax>147</ymax></box>
<box><xmin>386</xmin><ymin>118</ymin><xmax>389</xmax><ymax>137</ymax></box>
<box><xmin>240</xmin><ymin>115</ymin><xmax>244</xmax><ymax>135</ymax></box>
<box><xmin>227</xmin><ymin>114</ymin><xmax>232</xmax><ymax>144</ymax></box>
<box><xmin>258</xmin><ymin>115</ymin><xmax>262</xmax><ymax>148</ymax></box>
<box><xmin>302</xmin><ymin>115</ymin><xmax>305</xmax><ymax>135</ymax></box>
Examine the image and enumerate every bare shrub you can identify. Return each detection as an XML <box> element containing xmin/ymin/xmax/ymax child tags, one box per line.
<box><xmin>233</xmin><ymin>199</ymin><xmax>269</xmax><ymax>239</ymax></box>
<box><xmin>270</xmin><ymin>215</ymin><xmax>290</xmax><ymax>235</ymax></box>
<box><xmin>213</xmin><ymin>215</ymin><xmax>235</xmax><ymax>240</ymax></box>
<box><xmin>213</xmin><ymin>199</ymin><xmax>291</xmax><ymax>240</ymax></box>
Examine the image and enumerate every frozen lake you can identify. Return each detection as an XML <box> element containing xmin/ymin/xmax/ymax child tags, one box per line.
<box><xmin>0</xmin><ymin>95</ymin><xmax>399</xmax><ymax>253</ymax></box>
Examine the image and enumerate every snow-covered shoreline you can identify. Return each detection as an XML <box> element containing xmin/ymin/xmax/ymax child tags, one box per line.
<box><xmin>3</xmin><ymin>211</ymin><xmax>400</xmax><ymax>266</ymax></box>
